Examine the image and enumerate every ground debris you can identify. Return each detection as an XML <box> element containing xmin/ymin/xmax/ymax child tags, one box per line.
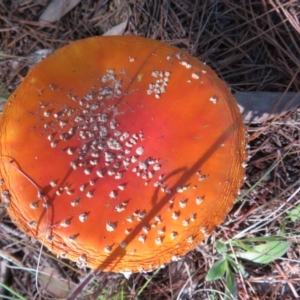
<box><xmin>0</xmin><ymin>1</ymin><xmax>300</xmax><ymax>299</ymax></box>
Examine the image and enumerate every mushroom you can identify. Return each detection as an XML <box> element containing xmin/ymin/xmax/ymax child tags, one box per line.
<box><xmin>0</xmin><ymin>36</ymin><xmax>247</xmax><ymax>272</ymax></box>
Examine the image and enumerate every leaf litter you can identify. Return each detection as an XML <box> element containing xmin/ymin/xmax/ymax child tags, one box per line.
<box><xmin>0</xmin><ymin>0</ymin><xmax>300</xmax><ymax>299</ymax></box>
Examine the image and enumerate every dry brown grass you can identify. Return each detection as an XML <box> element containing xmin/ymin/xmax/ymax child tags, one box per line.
<box><xmin>0</xmin><ymin>1</ymin><xmax>300</xmax><ymax>299</ymax></box>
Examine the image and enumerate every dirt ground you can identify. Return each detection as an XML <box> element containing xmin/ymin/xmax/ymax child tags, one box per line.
<box><xmin>0</xmin><ymin>1</ymin><xmax>300</xmax><ymax>299</ymax></box>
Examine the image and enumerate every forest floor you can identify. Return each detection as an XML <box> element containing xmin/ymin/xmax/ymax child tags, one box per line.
<box><xmin>0</xmin><ymin>1</ymin><xmax>300</xmax><ymax>299</ymax></box>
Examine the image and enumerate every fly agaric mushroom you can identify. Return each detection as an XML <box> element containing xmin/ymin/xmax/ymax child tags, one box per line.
<box><xmin>0</xmin><ymin>36</ymin><xmax>247</xmax><ymax>272</ymax></box>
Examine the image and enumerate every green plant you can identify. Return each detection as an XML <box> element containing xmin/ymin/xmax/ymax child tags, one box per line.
<box><xmin>286</xmin><ymin>204</ymin><xmax>300</xmax><ymax>222</ymax></box>
<box><xmin>206</xmin><ymin>238</ymin><xmax>291</xmax><ymax>299</ymax></box>
<box><xmin>0</xmin><ymin>281</ymin><xmax>27</xmax><ymax>300</ymax></box>
<box><xmin>0</xmin><ymin>84</ymin><xmax>10</xmax><ymax>101</ymax></box>
<box><xmin>206</xmin><ymin>241</ymin><xmax>241</xmax><ymax>300</ymax></box>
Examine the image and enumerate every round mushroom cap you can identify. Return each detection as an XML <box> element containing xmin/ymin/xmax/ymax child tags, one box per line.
<box><xmin>0</xmin><ymin>36</ymin><xmax>247</xmax><ymax>272</ymax></box>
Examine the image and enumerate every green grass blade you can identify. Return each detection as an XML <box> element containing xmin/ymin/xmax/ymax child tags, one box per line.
<box><xmin>136</xmin><ymin>267</ymin><xmax>161</xmax><ymax>297</ymax></box>
<box><xmin>0</xmin><ymin>282</ymin><xmax>27</xmax><ymax>300</ymax></box>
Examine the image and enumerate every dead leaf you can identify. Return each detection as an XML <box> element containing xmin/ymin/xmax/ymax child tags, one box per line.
<box><xmin>39</xmin><ymin>267</ymin><xmax>76</xmax><ymax>298</ymax></box>
<box><xmin>39</xmin><ymin>0</ymin><xmax>81</xmax><ymax>23</ymax></box>
<box><xmin>236</xmin><ymin>92</ymin><xmax>300</xmax><ymax>123</ymax></box>
<box><xmin>27</xmin><ymin>49</ymin><xmax>53</xmax><ymax>67</ymax></box>
<box><xmin>103</xmin><ymin>20</ymin><xmax>128</xmax><ymax>36</ymax></box>
<box><xmin>0</xmin><ymin>250</ymin><xmax>23</xmax><ymax>266</ymax></box>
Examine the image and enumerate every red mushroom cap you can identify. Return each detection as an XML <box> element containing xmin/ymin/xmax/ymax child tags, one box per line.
<box><xmin>0</xmin><ymin>36</ymin><xmax>247</xmax><ymax>272</ymax></box>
